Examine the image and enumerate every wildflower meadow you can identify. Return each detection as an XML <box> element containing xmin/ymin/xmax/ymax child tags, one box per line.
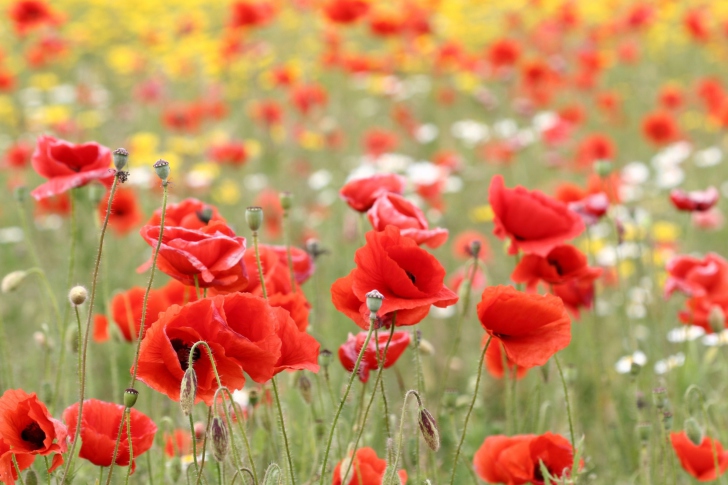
<box><xmin>1</xmin><ymin>0</ymin><xmax>728</xmax><ymax>484</ymax></box>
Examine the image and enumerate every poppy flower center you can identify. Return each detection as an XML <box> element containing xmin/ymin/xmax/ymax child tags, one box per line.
<box><xmin>547</xmin><ymin>257</ymin><xmax>564</xmax><ymax>275</ymax></box>
<box><xmin>21</xmin><ymin>421</ymin><xmax>46</xmax><ymax>450</ymax></box>
<box><xmin>406</xmin><ymin>271</ymin><xmax>416</xmax><ymax>284</ymax></box>
<box><xmin>171</xmin><ymin>339</ymin><xmax>201</xmax><ymax>370</ymax></box>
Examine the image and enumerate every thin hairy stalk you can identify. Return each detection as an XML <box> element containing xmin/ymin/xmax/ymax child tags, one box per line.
<box><xmin>62</xmin><ymin>174</ymin><xmax>121</xmax><ymax>484</ymax></box>
<box><xmin>373</xmin><ymin>328</ymin><xmax>391</xmax><ymax>438</ymax></box>
<box><xmin>318</xmin><ymin>319</ymin><xmax>376</xmax><ymax>485</ymax></box>
<box><xmin>128</xmin><ymin>182</ymin><xmax>169</xmax><ymax>388</ymax></box>
<box><xmin>230</xmin><ymin>468</ymin><xmax>255</xmax><ymax>485</ymax></box>
<box><xmin>341</xmin><ymin>323</ymin><xmax>396</xmax><ymax>482</ymax></box>
<box><xmin>104</xmin><ymin>409</ymin><xmax>128</xmax><ymax>485</ymax></box>
<box><xmin>414</xmin><ymin>334</ymin><xmax>424</xmax><ymax>483</ymax></box>
<box><xmin>449</xmin><ymin>336</ymin><xmax>492</xmax><ymax>485</ymax></box>
<box><xmin>554</xmin><ymin>354</ymin><xmax>576</xmax><ymax>450</ymax></box>
<box><xmin>123</xmin><ymin>411</ymin><xmax>134</xmax><ymax>485</ymax></box>
<box><xmin>271</xmin><ymin>377</ymin><xmax>297</xmax><ymax>484</ymax></box>
<box><xmin>196</xmin><ymin>406</ymin><xmax>213</xmax><ymax>485</ymax></box>
<box><xmin>252</xmin><ymin>230</ymin><xmax>267</xmax><ymax>299</ymax></box>
<box><xmin>12</xmin><ymin>455</ymin><xmax>26</xmax><ymax>485</ymax></box>
<box><xmin>387</xmin><ymin>390</ymin><xmax>420</xmax><ymax>483</ymax></box>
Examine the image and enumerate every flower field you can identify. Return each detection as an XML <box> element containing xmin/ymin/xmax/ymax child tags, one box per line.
<box><xmin>1</xmin><ymin>0</ymin><xmax>728</xmax><ymax>484</ymax></box>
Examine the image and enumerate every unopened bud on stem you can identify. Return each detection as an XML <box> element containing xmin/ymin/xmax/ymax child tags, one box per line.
<box><xmin>280</xmin><ymin>192</ymin><xmax>293</xmax><ymax>211</ymax></box>
<box><xmin>2</xmin><ymin>271</ymin><xmax>28</xmax><ymax>293</ymax></box>
<box><xmin>210</xmin><ymin>416</ymin><xmax>229</xmax><ymax>462</ymax></box>
<box><xmin>685</xmin><ymin>417</ymin><xmax>704</xmax><ymax>445</ymax></box>
<box><xmin>418</xmin><ymin>407</ymin><xmax>440</xmax><ymax>451</ymax></box>
<box><xmin>709</xmin><ymin>305</ymin><xmax>725</xmax><ymax>334</ymax></box>
<box><xmin>68</xmin><ymin>286</ymin><xmax>88</xmax><ymax>306</ymax></box>
<box><xmin>124</xmin><ymin>388</ymin><xmax>139</xmax><ymax>408</ymax></box>
<box><xmin>180</xmin><ymin>368</ymin><xmax>198</xmax><ymax>415</ymax></box>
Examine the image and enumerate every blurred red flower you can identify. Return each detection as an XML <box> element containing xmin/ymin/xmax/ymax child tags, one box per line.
<box><xmin>575</xmin><ymin>134</ymin><xmax>615</xmax><ymax>168</ymax></box>
<box><xmin>8</xmin><ymin>0</ymin><xmax>59</xmax><ymax>35</ymax></box>
<box><xmin>363</xmin><ymin>129</ymin><xmax>398</xmax><ymax>159</ymax></box>
<box><xmin>512</xmin><ymin>245</ymin><xmax>602</xmax><ymax>291</ymax></box>
<box><xmin>208</xmin><ymin>141</ymin><xmax>248</xmax><ymax>166</ymax></box>
<box><xmin>30</xmin><ymin>135</ymin><xmax>113</xmax><ymax>200</ymax></box>
<box><xmin>338</xmin><ymin>330</ymin><xmax>410</xmax><ymax>382</ymax></box>
<box><xmin>473</xmin><ymin>432</ymin><xmax>576</xmax><ymax>485</ymax></box>
<box><xmin>229</xmin><ymin>1</ymin><xmax>274</xmax><ymax>29</ymax></box>
<box><xmin>62</xmin><ymin>400</ymin><xmax>156</xmax><ymax>470</ymax></box>
<box><xmin>139</xmin><ymin>222</ymin><xmax>249</xmax><ymax>293</ymax></box>
<box><xmin>477</xmin><ymin>285</ymin><xmax>571</xmax><ymax>368</ymax></box>
<box><xmin>452</xmin><ymin>230</ymin><xmax>490</xmax><ymax>261</ymax></box>
<box><xmin>487</xmin><ymin>38</ymin><xmax>521</xmax><ymax>69</ymax></box>
<box><xmin>659</xmin><ymin>84</ymin><xmax>684</xmax><ymax>110</ymax></box>
<box><xmin>98</xmin><ymin>187</ymin><xmax>142</xmax><ymax>235</ymax></box>
<box><xmin>367</xmin><ymin>193</ymin><xmax>448</xmax><ymax>248</ymax></box>
<box><xmin>340</xmin><ymin>173</ymin><xmax>406</xmax><ymax>213</ymax></box>
<box><xmin>642</xmin><ymin>111</ymin><xmax>680</xmax><ymax>146</ymax></box>
<box><xmin>489</xmin><ymin>174</ymin><xmax>585</xmax><ymax>256</ymax></box>
<box><xmin>670</xmin><ymin>187</ymin><xmax>719</xmax><ymax>213</ymax></box>
<box><xmin>323</xmin><ymin>0</ymin><xmax>369</xmax><ymax>24</ymax></box>
<box><xmin>0</xmin><ymin>389</ymin><xmax>67</xmax><ymax>472</ymax></box>
<box><xmin>34</xmin><ymin>193</ymin><xmax>71</xmax><ymax>217</ymax></box>
<box><xmin>146</xmin><ymin>198</ymin><xmax>226</xmax><ymax>230</ymax></box>
<box><xmin>665</xmin><ymin>253</ymin><xmax>728</xmax><ymax>299</ymax></box>
<box><xmin>331</xmin><ymin>226</ymin><xmax>458</xmax><ymax>328</ymax></box>
<box><xmin>671</xmin><ymin>431</ymin><xmax>728</xmax><ymax>481</ymax></box>
<box><xmin>4</xmin><ymin>142</ymin><xmax>32</xmax><ymax>169</ymax></box>
<box><xmin>333</xmin><ymin>447</ymin><xmax>407</xmax><ymax>484</ymax></box>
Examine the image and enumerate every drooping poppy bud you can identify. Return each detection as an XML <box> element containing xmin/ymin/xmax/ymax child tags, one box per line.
<box><xmin>210</xmin><ymin>416</ymin><xmax>229</xmax><ymax>462</ymax></box>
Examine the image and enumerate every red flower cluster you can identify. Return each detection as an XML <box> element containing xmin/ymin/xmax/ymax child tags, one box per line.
<box><xmin>135</xmin><ymin>292</ymin><xmax>319</xmax><ymax>405</ymax></box>
<box><xmin>473</xmin><ymin>433</ymin><xmax>577</xmax><ymax>485</ymax></box>
<box><xmin>332</xmin><ymin>447</ymin><xmax>407</xmax><ymax>484</ymax></box>
<box><xmin>339</xmin><ymin>173</ymin><xmax>406</xmax><ymax>213</ymax></box>
<box><xmin>338</xmin><ymin>330</ymin><xmax>410</xmax><ymax>382</ymax></box>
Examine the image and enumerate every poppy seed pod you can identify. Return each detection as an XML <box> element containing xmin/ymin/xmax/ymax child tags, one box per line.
<box><xmin>153</xmin><ymin>159</ymin><xmax>170</xmax><ymax>182</ymax></box>
<box><xmin>113</xmin><ymin>148</ymin><xmax>129</xmax><ymax>171</ymax></box>
<box><xmin>469</xmin><ymin>240</ymin><xmax>482</xmax><ymax>259</ymax></box>
<box><xmin>245</xmin><ymin>206</ymin><xmax>263</xmax><ymax>232</ymax></box>
<box><xmin>319</xmin><ymin>349</ymin><xmax>333</xmax><ymax>369</ymax></box>
<box><xmin>280</xmin><ymin>191</ymin><xmax>293</xmax><ymax>211</ymax></box>
<box><xmin>663</xmin><ymin>411</ymin><xmax>674</xmax><ymax>431</ymax></box>
<box><xmin>1</xmin><ymin>270</ymin><xmax>28</xmax><ymax>293</ymax></box>
<box><xmin>180</xmin><ymin>368</ymin><xmax>197</xmax><ymax>416</ymax></box>
<box><xmin>124</xmin><ymin>388</ymin><xmax>139</xmax><ymax>408</ymax></box>
<box><xmin>210</xmin><ymin>416</ymin><xmax>229</xmax><ymax>462</ymax></box>
<box><xmin>652</xmin><ymin>387</ymin><xmax>667</xmax><ymax>409</ymax></box>
<box><xmin>418</xmin><ymin>407</ymin><xmax>440</xmax><ymax>451</ymax></box>
<box><xmin>68</xmin><ymin>285</ymin><xmax>88</xmax><ymax>306</ymax></box>
<box><xmin>366</xmin><ymin>289</ymin><xmax>384</xmax><ymax>314</ymax></box>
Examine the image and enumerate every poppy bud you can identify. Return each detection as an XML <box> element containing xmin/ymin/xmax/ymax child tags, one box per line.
<box><xmin>13</xmin><ymin>186</ymin><xmax>27</xmax><ymax>203</ymax></box>
<box><xmin>2</xmin><ymin>270</ymin><xmax>28</xmax><ymax>293</ymax></box>
<box><xmin>248</xmin><ymin>388</ymin><xmax>260</xmax><ymax>407</ymax></box>
<box><xmin>319</xmin><ymin>349</ymin><xmax>333</xmax><ymax>369</ymax></box>
<box><xmin>24</xmin><ymin>470</ymin><xmax>38</xmax><ymax>485</ymax></box>
<box><xmin>366</xmin><ymin>289</ymin><xmax>384</xmax><ymax>314</ymax></box>
<box><xmin>210</xmin><ymin>416</ymin><xmax>229</xmax><ymax>462</ymax></box>
<box><xmin>685</xmin><ymin>417</ymin><xmax>704</xmax><ymax>445</ymax></box>
<box><xmin>66</xmin><ymin>325</ymin><xmax>78</xmax><ymax>353</ymax></box>
<box><xmin>297</xmin><ymin>374</ymin><xmax>312</xmax><ymax>404</ymax></box>
<box><xmin>636</xmin><ymin>422</ymin><xmax>651</xmax><ymax>443</ymax></box>
<box><xmin>153</xmin><ymin>159</ymin><xmax>170</xmax><ymax>182</ymax></box>
<box><xmin>652</xmin><ymin>387</ymin><xmax>667</xmax><ymax>409</ymax></box>
<box><xmin>180</xmin><ymin>368</ymin><xmax>197</xmax><ymax>416</ymax></box>
<box><xmin>68</xmin><ymin>285</ymin><xmax>88</xmax><ymax>306</ymax></box>
<box><xmin>262</xmin><ymin>464</ymin><xmax>283</xmax><ymax>485</ymax></box>
<box><xmin>113</xmin><ymin>148</ymin><xmax>129</xmax><ymax>171</ymax></box>
<box><xmin>280</xmin><ymin>191</ymin><xmax>293</xmax><ymax>211</ymax></box>
<box><xmin>196</xmin><ymin>207</ymin><xmax>213</xmax><ymax>224</ymax></box>
<box><xmin>469</xmin><ymin>240</ymin><xmax>482</xmax><ymax>258</ymax></box>
<box><xmin>662</xmin><ymin>411</ymin><xmax>673</xmax><ymax>431</ymax></box>
<box><xmin>124</xmin><ymin>388</ymin><xmax>139</xmax><ymax>408</ymax></box>
<box><xmin>594</xmin><ymin>160</ymin><xmax>613</xmax><ymax>178</ymax></box>
<box><xmin>245</xmin><ymin>206</ymin><xmax>263</xmax><ymax>231</ymax></box>
<box><xmin>630</xmin><ymin>360</ymin><xmax>642</xmax><ymax>377</ymax></box>
<box><xmin>418</xmin><ymin>407</ymin><xmax>440</xmax><ymax>451</ymax></box>
<box><xmin>709</xmin><ymin>305</ymin><xmax>725</xmax><ymax>334</ymax></box>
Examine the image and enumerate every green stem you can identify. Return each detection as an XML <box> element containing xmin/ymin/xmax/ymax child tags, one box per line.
<box><xmin>449</xmin><ymin>336</ymin><xmax>492</xmax><ymax>485</ymax></box>
<box><xmin>62</xmin><ymin>174</ymin><xmax>121</xmax><ymax>484</ymax></box>
<box><xmin>271</xmin><ymin>377</ymin><xmax>297</xmax><ymax>485</ymax></box>
<box><xmin>388</xmin><ymin>390</ymin><xmax>421</xmax><ymax>484</ymax></box>
<box><xmin>341</xmin><ymin>323</ymin><xmax>397</xmax><ymax>482</ymax></box>
<box><xmin>195</xmin><ymin>406</ymin><xmax>213</xmax><ymax>485</ymax></box>
<box><xmin>12</xmin><ymin>455</ymin><xmax>26</xmax><ymax>485</ymax></box>
<box><xmin>374</xmin><ymin>328</ymin><xmax>391</xmax><ymax>438</ymax></box>
<box><xmin>318</xmin><ymin>317</ymin><xmax>377</xmax><ymax>485</ymax></box>
<box><xmin>554</xmin><ymin>354</ymin><xmax>576</xmax><ymax>450</ymax></box>
<box><xmin>123</xmin><ymin>411</ymin><xmax>134</xmax><ymax>485</ymax></box>
<box><xmin>252</xmin><ymin>230</ymin><xmax>267</xmax><ymax>299</ymax></box>
<box><xmin>104</xmin><ymin>408</ymin><xmax>129</xmax><ymax>485</ymax></box>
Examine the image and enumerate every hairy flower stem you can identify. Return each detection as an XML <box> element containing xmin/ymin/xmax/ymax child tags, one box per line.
<box><xmin>554</xmin><ymin>354</ymin><xmax>576</xmax><ymax>451</ymax></box>
<box><xmin>189</xmin><ymin>414</ymin><xmax>202</xmax><ymax>477</ymax></box>
<box><xmin>318</xmin><ymin>319</ymin><xmax>377</xmax><ymax>485</ymax></box>
<box><xmin>196</xmin><ymin>406</ymin><xmax>213</xmax><ymax>485</ymax></box>
<box><xmin>104</xmin><ymin>409</ymin><xmax>129</xmax><ymax>485</ymax></box>
<box><xmin>449</xmin><ymin>336</ymin><xmax>492</xmax><ymax>485</ymax></box>
<box><xmin>123</xmin><ymin>413</ymin><xmax>134</xmax><ymax>485</ymax></box>
<box><xmin>387</xmin><ymin>390</ymin><xmax>421</xmax><ymax>484</ymax></box>
<box><xmin>12</xmin><ymin>455</ymin><xmax>26</xmax><ymax>485</ymax></box>
<box><xmin>374</xmin><ymin>328</ymin><xmax>391</xmax><ymax>438</ymax></box>
<box><xmin>341</xmin><ymin>323</ymin><xmax>397</xmax><ymax>482</ymax></box>
<box><xmin>252</xmin><ymin>230</ymin><xmax>267</xmax><ymax>299</ymax></box>
<box><xmin>61</xmin><ymin>174</ymin><xmax>120</xmax><ymax>484</ymax></box>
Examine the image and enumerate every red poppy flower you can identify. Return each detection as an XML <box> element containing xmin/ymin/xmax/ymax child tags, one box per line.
<box><xmin>340</xmin><ymin>173</ymin><xmax>406</xmax><ymax>213</ymax></box>
<box><xmin>135</xmin><ymin>293</ymin><xmax>318</xmax><ymax>405</ymax></box>
<box><xmin>484</xmin><ymin>337</ymin><xmax>528</xmax><ymax>380</ymax></box>
<box><xmin>552</xmin><ymin>277</ymin><xmax>597</xmax><ymax>319</ymax></box>
<box><xmin>362</xmin><ymin>129</ymin><xmax>398</xmax><ymax>159</ymax></box>
<box><xmin>323</xmin><ymin>0</ymin><xmax>369</xmax><ymax>24</ymax></box>
<box><xmin>452</xmin><ymin>230</ymin><xmax>491</xmax><ymax>261</ymax></box>
<box><xmin>62</xmin><ymin>400</ymin><xmax>156</xmax><ymax>470</ymax></box>
<box><xmin>665</xmin><ymin>253</ymin><xmax>728</xmax><ymax>299</ymax></box>
<box><xmin>568</xmin><ymin>192</ymin><xmax>609</xmax><ymax>226</ymax></box>
<box><xmin>367</xmin><ymin>194</ymin><xmax>448</xmax><ymax>248</ymax></box>
<box><xmin>642</xmin><ymin>111</ymin><xmax>680</xmax><ymax>146</ymax></box>
<box><xmin>139</xmin><ymin>222</ymin><xmax>248</xmax><ymax>293</ymax></box>
<box><xmin>0</xmin><ymin>389</ymin><xmax>67</xmax><ymax>471</ymax></box>
<box><xmin>98</xmin><ymin>187</ymin><xmax>142</xmax><ymax>236</ymax></box>
<box><xmin>93</xmin><ymin>314</ymin><xmax>109</xmax><ymax>343</ymax></box>
<box><xmin>34</xmin><ymin>193</ymin><xmax>71</xmax><ymax>217</ymax></box>
<box><xmin>512</xmin><ymin>245</ymin><xmax>602</xmax><ymax>291</ymax></box>
<box><xmin>229</xmin><ymin>1</ymin><xmax>274</xmax><ymax>29</ymax></box>
<box><xmin>30</xmin><ymin>135</ymin><xmax>113</xmax><ymax>200</ymax></box>
<box><xmin>489</xmin><ymin>175</ymin><xmax>585</xmax><ymax>257</ymax></box>
<box><xmin>368</xmin><ymin>7</ymin><xmax>405</xmax><ymax>37</ymax></box>
<box><xmin>659</xmin><ymin>85</ymin><xmax>684</xmax><ymax>110</ymax></box>
<box><xmin>331</xmin><ymin>226</ymin><xmax>458</xmax><ymax>329</ymax></box>
<box><xmin>679</xmin><ymin>296</ymin><xmax>728</xmax><ymax>333</ymax></box>
<box><xmin>684</xmin><ymin>9</ymin><xmax>711</xmax><ymax>42</ymax></box>
<box><xmin>290</xmin><ymin>83</ymin><xmax>328</xmax><ymax>117</ymax></box>
<box><xmin>473</xmin><ymin>433</ymin><xmax>576</xmax><ymax>485</ymax></box>
<box><xmin>268</xmin><ymin>245</ymin><xmax>315</xmax><ymax>285</ymax></box>
<box><xmin>477</xmin><ymin>286</ymin><xmax>571</xmax><ymax>368</ymax></box>
<box><xmin>161</xmin><ymin>103</ymin><xmax>202</xmax><ymax>133</ymax></box>
<box><xmin>575</xmin><ymin>134</ymin><xmax>615</xmax><ymax>168</ymax></box>
<box><xmin>251</xmin><ymin>100</ymin><xmax>283</xmax><ymax>126</ymax></box>
<box><xmin>8</xmin><ymin>0</ymin><xmax>59</xmax><ymax>35</ymax></box>
<box><xmin>338</xmin><ymin>330</ymin><xmax>410</xmax><ymax>382</ymax></box>
<box><xmin>671</xmin><ymin>431</ymin><xmax>728</xmax><ymax>481</ymax></box>
<box><xmin>164</xmin><ymin>429</ymin><xmax>195</xmax><ymax>458</ymax></box>
<box><xmin>332</xmin><ymin>447</ymin><xmax>407</xmax><ymax>485</ymax></box>
<box><xmin>487</xmin><ymin>38</ymin><xmax>521</xmax><ymax>69</ymax></box>
<box><xmin>670</xmin><ymin>187</ymin><xmax>719</xmax><ymax>212</ymax></box>
<box><xmin>254</xmin><ymin>189</ymin><xmax>283</xmax><ymax>239</ymax></box>
<box><xmin>110</xmin><ymin>287</ymin><xmax>170</xmax><ymax>341</ymax></box>
<box><xmin>4</xmin><ymin>142</ymin><xmax>32</xmax><ymax>169</ymax></box>
<box><xmin>240</xmin><ymin>245</ymin><xmax>296</xmax><ymax>296</ymax></box>
<box><xmin>448</xmin><ymin>265</ymin><xmax>487</xmax><ymax>295</ymax></box>
<box><xmin>146</xmin><ymin>198</ymin><xmax>225</xmax><ymax>230</ymax></box>
<box><xmin>0</xmin><ymin>438</ymin><xmax>34</xmax><ymax>485</ymax></box>
<box><xmin>158</xmin><ymin>279</ymin><xmax>200</xmax><ymax>306</ymax></box>
<box><xmin>208</xmin><ymin>141</ymin><xmax>248</xmax><ymax>166</ymax></box>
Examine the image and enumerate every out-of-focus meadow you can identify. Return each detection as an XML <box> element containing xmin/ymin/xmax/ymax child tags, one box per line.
<box><xmin>2</xmin><ymin>0</ymin><xmax>728</xmax><ymax>484</ymax></box>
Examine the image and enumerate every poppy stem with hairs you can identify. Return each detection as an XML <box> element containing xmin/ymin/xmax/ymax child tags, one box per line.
<box><xmin>61</xmin><ymin>171</ymin><xmax>121</xmax><ymax>485</ymax></box>
<box><xmin>318</xmin><ymin>293</ymin><xmax>383</xmax><ymax>485</ymax></box>
<box><xmin>189</xmin><ymin>414</ymin><xmax>202</xmax><ymax>478</ymax></box>
<box><xmin>11</xmin><ymin>455</ymin><xmax>26</xmax><ymax>485</ymax></box>
<box><xmin>196</xmin><ymin>406</ymin><xmax>213</xmax><ymax>485</ymax></box>
<box><xmin>123</xmin><ymin>412</ymin><xmax>134</xmax><ymax>485</ymax></box>
<box><xmin>104</xmin><ymin>409</ymin><xmax>129</xmax><ymax>485</ymax></box>
<box><xmin>554</xmin><ymin>354</ymin><xmax>576</xmax><ymax>455</ymax></box>
<box><xmin>373</xmin><ymin>327</ymin><xmax>391</xmax><ymax>438</ymax></box>
<box><xmin>388</xmin><ymin>390</ymin><xmax>422</xmax><ymax>484</ymax></box>
<box><xmin>449</xmin><ymin>335</ymin><xmax>492</xmax><ymax>485</ymax></box>
<box><xmin>341</xmin><ymin>320</ymin><xmax>396</xmax><ymax>483</ymax></box>
<box><xmin>211</xmin><ymin>386</ymin><xmax>245</xmax><ymax>474</ymax></box>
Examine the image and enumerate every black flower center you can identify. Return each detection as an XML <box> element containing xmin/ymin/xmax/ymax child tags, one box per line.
<box><xmin>406</xmin><ymin>271</ymin><xmax>416</xmax><ymax>284</ymax></box>
<box><xmin>21</xmin><ymin>422</ymin><xmax>46</xmax><ymax>450</ymax></box>
<box><xmin>171</xmin><ymin>339</ymin><xmax>201</xmax><ymax>370</ymax></box>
